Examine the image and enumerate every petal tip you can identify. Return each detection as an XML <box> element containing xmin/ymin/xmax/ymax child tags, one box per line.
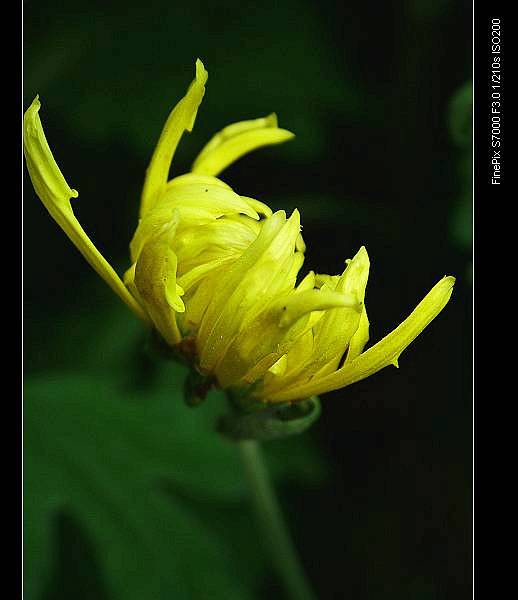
<box><xmin>444</xmin><ymin>275</ymin><xmax>456</xmax><ymax>287</ymax></box>
<box><xmin>265</xmin><ymin>112</ymin><xmax>278</xmax><ymax>127</ymax></box>
<box><xmin>278</xmin><ymin>128</ymin><xmax>296</xmax><ymax>141</ymax></box>
<box><xmin>195</xmin><ymin>58</ymin><xmax>208</xmax><ymax>84</ymax></box>
<box><xmin>438</xmin><ymin>275</ymin><xmax>456</xmax><ymax>300</ymax></box>
<box><xmin>28</xmin><ymin>95</ymin><xmax>41</xmax><ymax>112</ymax></box>
<box><xmin>354</xmin><ymin>245</ymin><xmax>370</xmax><ymax>265</ymax></box>
<box><xmin>24</xmin><ymin>96</ymin><xmax>42</xmax><ymax>132</ymax></box>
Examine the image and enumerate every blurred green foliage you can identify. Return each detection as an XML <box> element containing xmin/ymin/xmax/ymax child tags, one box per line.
<box><xmin>25</xmin><ymin>307</ymin><xmax>325</xmax><ymax>600</ymax></box>
<box><xmin>448</xmin><ymin>80</ymin><xmax>473</xmax><ymax>252</ymax></box>
<box><xmin>23</xmin><ymin>0</ymin><xmax>366</xmax><ymax>163</ymax></box>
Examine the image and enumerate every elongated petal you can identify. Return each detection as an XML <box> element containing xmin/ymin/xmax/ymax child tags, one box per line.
<box><xmin>277</xmin><ymin>289</ymin><xmax>360</xmax><ymax>328</ymax></box>
<box><xmin>158</xmin><ymin>183</ymin><xmax>260</xmax><ymax>220</ymax></box>
<box><xmin>198</xmin><ymin>210</ymin><xmax>302</xmax><ymax>372</ymax></box>
<box><xmin>166</xmin><ymin>173</ymin><xmax>232</xmax><ymax>191</ymax></box>
<box><xmin>241</xmin><ymin>196</ymin><xmax>273</xmax><ymax>219</ymax></box>
<box><xmin>216</xmin><ymin>281</ymin><xmax>359</xmax><ymax>387</ymax></box>
<box><xmin>139</xmin><ymin>59</ymin><xmax>208</xmax><ymax>218</ymax></box>
<box><xmin>263</xmin><ymin>276</ymin><xmax>455</xmax><ymax>403</ymax></box>
<box><xmin>307</xmin><ymin>246</ymin><xmax>369</xmax><ymax>357</ymax></box>
<box><xmin>133</xmin><ymin>239</ymin><xmax>184</xmax><ymax>346</ymax></box>
<box><xmin>345</xmin><ymin>306</ymin><xmax>370</xmax><ymax>362</ymax></box>
<box><xmin>308</xmin><ymin>247</ymin><xmax>372</xmax><ymax>365</ymax></box>
<box><xmin>131</xmin><ymin>183</ymin><xmax>260</xmax><ymax>263</ymax></box>
<box><xmin>174</xmin><ymin>217</ymin><xmax>260</xmax><ymax>272</ymax></box>
<box><xmin>191</xmin><ymin>113</ymin><xmax>294</xmax><ymax>177</ymax></box>
<box><xmin>23</xmin><ymin>96</ymin><xmax>148</xmax><ymax>322</ymax></box>
<box><xmin>180</xmin><ymin>273</ymin><xmax>219</xmax><ymax>334</ymax></box>
<box><xmin>177</xmin><ymin>256</ymin><xmax>237</xmax><ymax>291</ymax></box>
<box><xmin>262</xmin><ymin>247</ymin><xmax>369</xmax><ymax>395</ymax></box>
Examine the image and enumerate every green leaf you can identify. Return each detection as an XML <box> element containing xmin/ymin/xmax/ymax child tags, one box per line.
<box><xmin>447</xmin><ymin>81</ymin><xmax>473</xmax><ymax>251</ymax></box>
<box><xmin>447</xmin><ymin>81</ymin><xmax>473</xmax><ymax>148</ymax></box>
<box><xmin>24</xmin><ymin>309</ymin><xmax>325</xmax><ymax>600</ymax></box>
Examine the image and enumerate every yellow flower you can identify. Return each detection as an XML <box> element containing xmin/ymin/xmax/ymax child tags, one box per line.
<box><xmin>23</xmin><ymin>59</ymin><xmax>455</xmax><ymax>404</ymax></box>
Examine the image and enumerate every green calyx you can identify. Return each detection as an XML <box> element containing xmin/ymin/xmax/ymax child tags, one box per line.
<box><xmin>218</xmin><ymin>396</ymin><xmax>321</xmax><ymax>442</ymax></box>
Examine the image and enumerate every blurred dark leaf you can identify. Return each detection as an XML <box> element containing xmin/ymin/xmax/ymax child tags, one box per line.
<box><xmin>448</xmin><ymin>81</ymin><xmax>472</xmax><ymax>148</ymax></box>
<box><xmin>408</xmin><ymin>0</ymin><xmax>452</xmax><ymax>21</ymax></box>
<box><xmin>24</xmin><ymin>0</ymin><xmax>369</xmax><ymax>163</ymax></box>
<box><xmin>447</xmin><ymin>81</ymin><xmax>472</xmax><ymax>251</ymax></box>
<box><xmin>24</xmin><ymin>310</ymin><xmax>325</xmax><ymax>600</ymax></box>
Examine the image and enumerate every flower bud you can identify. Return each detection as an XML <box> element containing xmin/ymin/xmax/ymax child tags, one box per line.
<box><xmin>23</xmin><ymin>60</ymin><xmax>455</xmax><ymax>405</ymax></box>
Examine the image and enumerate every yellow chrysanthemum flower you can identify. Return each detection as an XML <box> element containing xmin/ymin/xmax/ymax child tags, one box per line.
<box><xmin>23</xmin><ymin>59</ymin><xmax>455</xmax><ymax>404</ymax></box>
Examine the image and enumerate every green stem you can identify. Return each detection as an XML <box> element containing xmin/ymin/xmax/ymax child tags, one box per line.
<box><xmin>238</xmin><ymin>440</ymin><xmax>317</xmax><ymax>600</ymax></box>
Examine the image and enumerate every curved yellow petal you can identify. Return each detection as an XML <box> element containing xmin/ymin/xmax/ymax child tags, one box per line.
<box><xmin>177</xmin><ymin>255</ymin><xmax>237</xmax><ymax>291</ymax></box>
<box><xmin>309</xmin><ymin>246</ymin><xmax>369</xmax><ymax>360</ymax></box>
<box><xmin>23</xmin><ymin>96</ymin><xmax>148</xmax><ymax>322</ymax></box>
<box><xmin>130</xmin><ymin>183</ymin><xmax>261</xmax><ymax>264</ymax></box>
<box><xmin>345</xmin><ymin>306</ymin><xmax>370</xmax><ymax>362</ymax></box>
<box><xmin>277</xmin><ymin>288</ymin><xmax>360</xmax><ymax>329</ymax></box>
<box><xmin>140</xmin><ymin>59</ymin><xmax>208</xmax><ymax>218</ymax></box>
<box><xmin>263</xmin><ymin>275</ymin><xmax>455</xmax><ymax>403</ymax></box>
<box><xmin>258</xmin><ymin>247</ymin><xmax>369</xmax><ymax>396</ymax></box>
<box><xmin>240</xmin><ymin>196</ymin><xmax>273</xmax><ymax>219</ymax></box>
<box><xmin>191</xmin><ymin>113</ymin><xmax>294</xmax><ymax>177</ymax></box>
<box><xmin>341</xmin><ymin>246</ymin><xmax>371</xmax><ymax>361</ymax></box>
<box><xmin>216</xmin><ymin>280</ymin><xmax>359</xmax><ymax>388</ymax></box>
<box><xmin>166</xmin><ymin>173</ymin><xmax>232</xmax><ymax>191</ymax></box>
<box><xmin>133</xmin><ymin>239</ymin><xmax>184</xmax><ymax>346</ymax></box>
<box><xmin>158</xmin><ymin>183</ymin><xmax>260</xmax><ymax>221</ymax></box>
<box><xmin>197</xmin><ymin>210</ymin><xmax>301</xmax><ymax>372</ymax></box>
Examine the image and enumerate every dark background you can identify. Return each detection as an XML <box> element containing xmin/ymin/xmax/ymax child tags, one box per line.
<box><xmin>23</xmin><ymin>1</ymin><xmax>472</xmax><ymax>599</ymax></box>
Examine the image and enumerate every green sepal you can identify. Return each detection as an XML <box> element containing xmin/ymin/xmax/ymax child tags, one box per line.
<box><xmin>218</xmin><ymin>396</ymin><xmax>321</xmax><ymax>441</ymax></box>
